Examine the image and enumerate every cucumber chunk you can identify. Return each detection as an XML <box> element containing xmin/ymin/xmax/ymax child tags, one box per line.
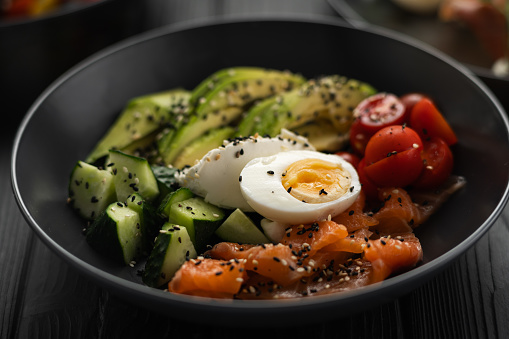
<box><xmin>215</xmin><ymin>209</ymin><xmax>270</xmax><ymax>244</ymax></box>
<box><xmin>168</xmin><ymin>197</ymin><xmax>225</xmax><ymax>253</ymax></box>
<box><xmin>151</xmin><ymin>165</ymin><xmax>178</xmax><ymax>204</ymax></box>
<box><xmin>86</xmin><ymin>201</ymin><xmax>143</xmax><ymax>265</ymax></box>
<box><xmin>108</xmin><ymin>150</ymin><xmax>159</xmax><ymax>203</ymax></box>
<box><xmin>68</xmin><ymin>161</ymin><xmax>116</xmax><ymax>220</ymax></box>
<box><xmin>142</xmin><ymin>223</ymin><xmax>197</xmax><ymax>288</ymax></box>
<box><xmin>124</xmin><ymin>193</ymin><xmax>165</xmax><ymax>253</ymax></box>
<box><xmin>158</xmin><ymin>187</ymin><xmax>195</xmax><ymax>217</ymax></box>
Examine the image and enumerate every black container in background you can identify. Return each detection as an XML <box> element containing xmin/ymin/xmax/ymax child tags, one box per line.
<box><xmin>0</xmin><ymin>0</ymin><xmax>147</xmax><ymax>124</ymax></box>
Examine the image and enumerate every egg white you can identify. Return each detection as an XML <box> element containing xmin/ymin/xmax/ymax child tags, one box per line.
<box><xmin>174</xmin><ymin>129</ymin><xmax>315</xmax><ymax>211</ymax></box>
<box><xmin>239</xmin><ymin>150</ymin><xmax>361</xmax><ymax>225</ymax></box>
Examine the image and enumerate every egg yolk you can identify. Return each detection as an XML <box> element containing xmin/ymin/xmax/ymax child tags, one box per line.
<box><xmin>281</xmin><ymin>158</ymin><xmax>352</xmax><ymax>204</ymax></box>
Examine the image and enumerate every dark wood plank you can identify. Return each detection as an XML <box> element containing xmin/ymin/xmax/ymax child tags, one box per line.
<box><xmin>0</xmin><ymin>127</ymin><xmax>37</xmax><ymax>339</ymax></box>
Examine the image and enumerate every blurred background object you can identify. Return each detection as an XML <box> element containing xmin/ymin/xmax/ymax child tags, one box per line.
<box><xmin>328</xmin><ymin>0</ymin><xmax>509</xmax><ymax>111</ymax></box>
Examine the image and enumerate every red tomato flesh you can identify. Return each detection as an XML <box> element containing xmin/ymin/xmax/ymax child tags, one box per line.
<box><xmin>335</xmin><ymin>151</ymin><xmax>361</xmax><ymax>169</ymax></box>
<box><xmin>354</xmin><ymin>93</ymin><xmax>407</xmax><ymax>135</ymax></box>
<box><xmin>364</xmin><ymin>147</ymin><xmax>424</xmax><ymax>187</ymax></box>
<box><xmin>409</xmin><ymin>98</ymin><xmax>458</xmax><ymax>146</ymax></box>
<box><xmin>412</xmin><ymin>137</ymin><xmax>454</xmax><ymax>188</ymax></box>
<box><xmin>349</xmin><ymin>119</ymin><xmax>372</xmax><ymax>156</ymax></box>
<box><xmin>399</xmin><ymin>92</ymin><xmax>431</xmax><ymax>118</ymax></box>
<box><xmin>364</xmin><ymin>125</ymin><xmax>423</xmax><ymax>165</ymax></box>
<box><xmin>357</xmin><ymin>158</ymin><xmax>380</xmax><ymax>200</ymax></box>
<box><xmin>363</xmin><ymin>125</ymin><xmax>424</xmax><ymax>188</ymax></box>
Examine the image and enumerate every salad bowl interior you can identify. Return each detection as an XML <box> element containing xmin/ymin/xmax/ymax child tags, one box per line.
<box><xmin>11</xmin><ymin>16</ymin><xmax>509</xmax><ymax>325</ymax></box>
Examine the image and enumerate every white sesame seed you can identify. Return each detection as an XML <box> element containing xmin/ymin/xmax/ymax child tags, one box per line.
<box><xmin>236</xmin><ymin>277</ymin><xmax>244</xmax><ymax>283</ymax></box>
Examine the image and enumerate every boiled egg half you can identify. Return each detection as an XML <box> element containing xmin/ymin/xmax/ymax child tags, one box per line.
<box><xmin>174</xmin><ymin>129</ymin><xmax>315</xmax><ymax>211</ymax></box>
<box><xmin>240</xmin><ymin>150</ymin><xmax>360</xmax><ymax>225</ymax></box>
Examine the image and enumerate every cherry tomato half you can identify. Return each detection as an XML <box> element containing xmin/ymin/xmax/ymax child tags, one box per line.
<box><xmin>364</xmin><ymin>125</ymin><xmax>423</xmax><ymax>165</ymax></box>
<box><xmin>357</xmin><ymin>158</ymin><xmax>379</xmax><ymax>200</ymax></box>
<box><xmin>412</xmin><ymin>137</ymin><xmax>454</xmax><ymax>189</ymax></box>
<box><xmin>353</xmin><ymin>93</ymin><xmax>407</xmax><ymax>135</ymax></box>
<box><xmin>363</xmin><ymin>125</ymin><xmax>424</xmax><ymax>188</ymax></box>
<box><xmin>335</xmin><ymin>151</ymin><xmax>361</xmax><ymax>169</ymax></box>
<box><xmin>399</xmin><ymin>92</ymin><xmax>431</xmax><ymax>118</ymax></box>
<box><xmin>409</xmin><ymin>98</ymin><xmax>458</xmax><ymax>146</ymax></box>
<box><xmin>364</xmin><ymin>147</ymin><xmax>424</xmax><ymax>188</ymax></box>
<box><xmin>349</xmin><ymin>119</ymin><xmax>372</xmax><ymax>156</ymax></box>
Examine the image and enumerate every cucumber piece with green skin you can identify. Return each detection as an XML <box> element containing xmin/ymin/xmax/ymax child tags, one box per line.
<box><xmin>151</xmin><ymin>165</ymin><xmax>178</xmax><ymax>205</ymax></box>
<box><xmin>241</xmin><ymin>76</ymin><xmax>376</xmax><ymax>138</ymax></box>
<box><xmin>172</xmin><ymin>126</ymin><xmax>235</xmax><ymax>169</ymax></box>
<box><xmin>68</xmin><ymin>161</ymin><xmax>116</xmax><ymax>220</ymax></box>
<box><xmin>215</xmin><ymin>209</ymin><xmax>270</xmax><ymax>244</ymax></box>
<box><xmin>158</xmin><ymin>187</ymin><xmax>195</xmax><ymax>217</ymax></box>
<box><xmin>169</xmin><ymin>197</ymin><xmax>225</xmax><ymax>253</ymax></box>
<box><xmin>124</xmin><ymin>193</ymin><xmax>165</xmax><ymax>253</ymax></box>
<box><xmin>108</xmin><ymin>150</ymin><xmax>159</xmax><ymax>203</ymax></box>
<box><xmin>142</xmin><ymin>222</ymin><xmax>197</xmax><ymax>288</ymax></box>
<box><xmin>86</xmin><ymin>88</ymin><xmax>191</xmax><ymax>164</ymax></box>
<box><xmin>86</xmin><ymin>201</ymin><xmax>143</xmax><ymax>265</ymax></box>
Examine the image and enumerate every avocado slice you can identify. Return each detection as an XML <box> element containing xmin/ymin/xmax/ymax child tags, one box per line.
<box><xmin>172</xmin><ymin>126</ymin><xmax>235</xmax><ymax>169</ymax></box>
<box><xmin>158</xmin><ymin>106</ymin><xmax>242</xmax><ymax>165</ymax></box>
<box><xmin>237</xmin><ymin>75</ymin><xmax>377</xmax><ymax>138</ymax></box>
<box><xmin>157</xmin><ymin>67</ymin><xmax>306</xmax><ymax>165</ymax></box>
<box><xmin>86</xmin><ymin>88</ymin><xmax>191</xmax><ymax>164</ymax></box>
<box><xmin>292</xmin><ymin>118</ymin><xmax>350</xmax><ymax>152</ymax></box>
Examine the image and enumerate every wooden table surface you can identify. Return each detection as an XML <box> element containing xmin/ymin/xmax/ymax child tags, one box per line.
<box><xmin>3</xmin><ymin>1</ymin><xmax>509</xmax><ymax>338</ymax></box>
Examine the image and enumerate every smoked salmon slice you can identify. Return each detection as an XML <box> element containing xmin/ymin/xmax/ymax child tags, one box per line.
<box><xmin>363</xmin><ymin>232</ymin><xmax>423</xmax><ymax>284</ymax></box>
<box><xmin>236</xmin><ymin>257</ymin><xmax>374</xmax><ymax>299</ymax></box>
<box><xmin>332</xmin><ymin>190</ymin><xmax>379</xmax><ymax>233</ymax></box>
<box><xmin>207</xmin><ymin>241</ymin><xmax>342</xmax><ymax>286</ymax></box>
<box><xmin>322</xmin><ymin>227</ymin><xmax>372</xmax><ymax>253</ymax></box>
<box><xmin>167</xmin><ymin>257</ymin><xmax>247</xmax><ymax>298</ymax></box>
<box><xmin>280</xmin><ymin>220</ymin><xmax>349</xmax><ymax>255</ymax></box>
<box><xmin>371</xmin><ymin>187</ymin><xmax>421</xmax><ymax>236</ymax></box>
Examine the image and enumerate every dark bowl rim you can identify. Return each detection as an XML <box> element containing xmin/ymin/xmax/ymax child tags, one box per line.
<box><xmin>10</xmin><ymin>14</ymin><xmax>509</xmax><ymax>316</ymax></box>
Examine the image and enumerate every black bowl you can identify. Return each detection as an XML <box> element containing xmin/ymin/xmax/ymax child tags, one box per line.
<box><xmin>11</xmin><ymin>16</ymin><xmax>509</xmax><ymax>326</ymax></box>
<box><xmin>0</xmin><ymin>0</ymin><xmax>145</xmax><ymax>123</ymax></box>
